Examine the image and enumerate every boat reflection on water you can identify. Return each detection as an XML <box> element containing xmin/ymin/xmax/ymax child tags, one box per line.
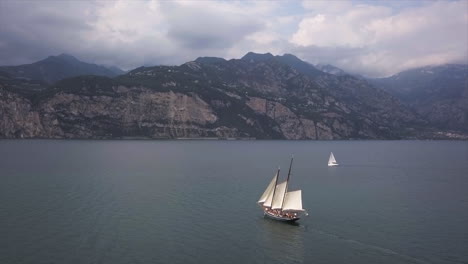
<box><xmin>256</xmin><ymin>156</ymin><xmax>306</xmax><ymax>263</ymax></box>
<box><xmin>258</xmin><ymin>216</ymin><xmax>305</xmax><ymax>263</ymax></box>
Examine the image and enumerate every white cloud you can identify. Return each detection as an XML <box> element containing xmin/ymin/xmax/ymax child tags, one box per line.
<box><xmin>290</xmin><ymin>1</ymin><xmax>468</xmax><ymax>76</ymax></box>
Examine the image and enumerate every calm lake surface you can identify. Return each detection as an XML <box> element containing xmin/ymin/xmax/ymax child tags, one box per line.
<box><xmin>1</xmin><ymin>140</ymin><xmax>467</xmax><ymax>264</ymax></box>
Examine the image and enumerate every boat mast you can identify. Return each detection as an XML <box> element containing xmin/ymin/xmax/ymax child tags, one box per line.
<box><xmin>281</xmin><ymin>155</ymin><xmax>294</xmax><ymax>211</ymax></box>
<box><xmin>268</xmin><ymin>167</ymin><xmax>280</xmax><ymax>208</ymax></box>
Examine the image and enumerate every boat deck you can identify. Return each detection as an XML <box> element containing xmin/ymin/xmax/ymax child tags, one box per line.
<box><xmin>264</xmin><ymin>210</ymin><xmax>300</xmax><ymax>222</ymax></box>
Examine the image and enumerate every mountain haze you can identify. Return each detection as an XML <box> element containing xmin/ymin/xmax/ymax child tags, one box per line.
<box><xmin>370</xmin><ymin>64</ymin><xmax>468</xmax><ymax>132</ymax></box>
<box><xmin>315</xmin><ymin>64</ymin><xmax>348</xmax><ymax>76</ymax></box>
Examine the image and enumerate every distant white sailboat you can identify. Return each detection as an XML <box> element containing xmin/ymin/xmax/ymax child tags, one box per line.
<box><xmin>257</xmin><ymin>156</ymin><xmax>306</xmax><ymax>222</ymax></box>
<box><xmin>328</xmin><ymin>152</ymin><xmax>338</xmax><ymax>167</ymax></box>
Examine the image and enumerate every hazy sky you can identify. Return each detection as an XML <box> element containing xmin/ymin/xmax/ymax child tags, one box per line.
<box><xmin>0</xmin><ymin>0</ymin><xmax>467</xmax><ymax>77</ymax></box>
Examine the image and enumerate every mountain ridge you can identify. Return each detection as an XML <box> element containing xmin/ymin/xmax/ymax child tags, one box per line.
<box><xmin>1</xmin><ymin>52</ymin><xmax>466</xmax><ymax>139</ymax></box>
<box><xmin>0</xmin><ymin>54</ymin><xmax>125</xmax><ymax>84</ymax></box>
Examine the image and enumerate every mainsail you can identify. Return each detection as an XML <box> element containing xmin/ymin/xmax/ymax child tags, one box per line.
<box><xmin>282</xmin><ymin>190</ymin><xmax>304</xmax><ymax>211</ymax></box>
<box><xmin>328</xmin><ymin>152</ymin><xmax>338</xmax><ymax>166</ymax></box>
<box><xmin>271</xmin><ymin>181</ymin><xmax>287</xmax><ymax>209</ymax></box>
<box><xmin>258</xmin><ymin>171</ymin><xmax>278</xmax><ymax>204</ymax></box>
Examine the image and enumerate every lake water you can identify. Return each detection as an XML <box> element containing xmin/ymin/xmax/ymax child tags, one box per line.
<box><xmin>0</xmin><ymin>140</ymin><xmax>467</xmax><ymax>264</ymax></box>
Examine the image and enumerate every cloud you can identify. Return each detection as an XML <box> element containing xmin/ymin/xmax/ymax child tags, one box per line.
<box><xmin>0</xmin><ymin>0</ymin><xmax>97</xmax><ymax>65</ymax></box>
<box><xmin>290</xmin><ymin>1</ymin><xmax>468</xmax><ymax>76</ymax></box>
<box><xmin>162</xmin><ymin>1</ymin><xmax>264</xmax><ymax>50</ymax></box>
<box><xmin>301</xmin><ymin>0</ymin><xmax>353</xmax><ymax>14</ymax></box>
<box><xmin>0</xmin><ymin>0</ymin><xmax>466</xmax><ymax>76</ymax></box>
<box><xmin>0</xmin><ymin>0</ymin><xmax>268</xmax><ymax>69</ymax></box>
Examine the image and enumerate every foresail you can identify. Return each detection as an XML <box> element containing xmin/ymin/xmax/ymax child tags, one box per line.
<box><xmin>282</xmin><ymin>190</ymin><xmax>304</xmax><ymax>211</ymax></box>
<box><xmin>271</xmin><ymin>181</ymin><xmax>287</xmax><ymax>209</ymax></box>
<box><xmin>258</xmin><ymin>172</ymin><xmax>278</xmax><ymax>204</ymax></box>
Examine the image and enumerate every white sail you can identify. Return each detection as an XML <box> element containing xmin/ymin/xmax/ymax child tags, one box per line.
<box><xmin>258</xmin><ymin>172</ymin><xmax>278</xmax><ymax>204</ymax></box>
<box><xmin>328</xmin><ymin>152</ymin><xmax>338</xmax><ymax>166</ymax></box>
<box><xmin>282</xmin><ymin>190</ymin><xmax>304</xmax><ymax>211</ymax></box>
<box><xmin>271</xmin><ymin>181</ymin><xmax>287</xmax><ymax>209</ymax></box>
<box><xmin>263</xmin><ymin>180</ymin><xmax>281</xmax><ymax>208</ymax></box>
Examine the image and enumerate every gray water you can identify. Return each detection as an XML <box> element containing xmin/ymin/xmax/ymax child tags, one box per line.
<box><xmin>0</xmin><ymin>140</ymin><xmax>467</xmax><ymax>264</ymax></box>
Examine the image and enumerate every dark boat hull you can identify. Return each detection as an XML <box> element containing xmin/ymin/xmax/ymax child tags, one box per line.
<box><xmin>264</xmin><ymin>211</ymin><xmax>300</xmax><ymax>222</ymax></box>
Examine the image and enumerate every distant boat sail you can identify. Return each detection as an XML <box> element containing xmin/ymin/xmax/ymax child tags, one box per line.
<box><xmin>257</xmin><ymin>156</ymin><xmax>306</xmax><ymax>222</ymax></box>
<box><xmin>328</xmin><ymin>152</ymin><xmax>338</xmax><ymax>166</ymax></box>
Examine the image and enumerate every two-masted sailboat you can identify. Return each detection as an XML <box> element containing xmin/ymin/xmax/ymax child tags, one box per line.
<box><xmin>328</xmin><ymin>152</ymin><xmax>338</xmax><ymax>167</ymax></box>
<box><xmin>257</xmin><ymin>157</ymin><xmax>306</xmax><ymax>222</ymax></box>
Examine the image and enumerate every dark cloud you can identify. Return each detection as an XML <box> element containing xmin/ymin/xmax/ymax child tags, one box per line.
<box><xmin>162</xmin><ymin>2</ymin><xmax>264</xmax><ymax>50</ymax></box>
<box><xmin>0</xmin><ymin>0</ymin><xmax>97</xmax><ymax>65</ymax></box>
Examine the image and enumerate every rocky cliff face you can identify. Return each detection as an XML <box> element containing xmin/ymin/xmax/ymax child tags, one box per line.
<box><xmin>39</xmin><ymin>89</ymin><xmax>223</xmax><ymax>138</ymax></box>
<box><xmin>0</xmin><ymin>53</ymin><xmax>462</xmax><ymax>139</ymax></box>
<box><xmin>1</xmin><ymin>77</ymin><xmax>243</xmax><ymax>139</ymax></box>
<box><xmin>0</xmin><ymin>88</ymin><xmax>44</xmax><ymax>138</ymax></box>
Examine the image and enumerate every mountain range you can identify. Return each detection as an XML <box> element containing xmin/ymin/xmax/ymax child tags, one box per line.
<box><xmin>0</xmin><ymin>54</ymin><xmax>124</xmax><ymax>84</ymax></box>
<box><xmin>369</xmin><ymin>64</ymin><xmax>468</xmax><ymax>132</ymax></box>
<box><xmin>0</xmin><ymin>53</ymin><xmax>466</xmax><ymax>139</ymax></box>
